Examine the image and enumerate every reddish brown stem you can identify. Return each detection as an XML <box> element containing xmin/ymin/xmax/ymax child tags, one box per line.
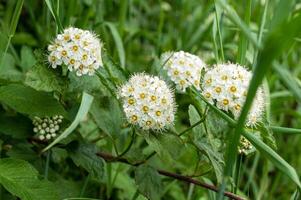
<box><xmin>96</xmin><ymin>152</ymin><xmax>245</xmax><ymax>200</ymax></box>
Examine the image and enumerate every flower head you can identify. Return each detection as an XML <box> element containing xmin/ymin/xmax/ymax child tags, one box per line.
<box><xmin>118</xmin><ymin>73</ymin><xmax>176</xmax><ymax>131</ymax></box>
<box><xmin>48</xmin><ymin>27</ymin><xmax>103</xmax><ymax>76</ymax></box>
<box><xmin>33</xmin><ymin>115</ymin><xmax>63</xmax><ymax>141</ymax></box>
<box><xmin>202</xmin><ymin>63</ymin><xmax>265</xmax><ymax>127</ymax></box>
<box><xmin>161</xmin><ymin>51</ymin><xmax>206</xmax><ymax>91</ymax></box>
<box><xmin>238</xmin><ymin>136</ymin><xmax>253</xmax><ymax>155</ymax></box>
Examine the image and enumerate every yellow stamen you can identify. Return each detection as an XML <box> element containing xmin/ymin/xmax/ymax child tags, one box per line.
<box><xmin>223</xmin><ymin>99</ymin><xmax>229</xmax><ymax>105</ymax></box>
<box><xmin>128</xmin><ymin>98</ymin><xmax>135</xmax><ymax>105</ymax></box>
<box><xmin>140</xmin><ymin>93</ymin><xmax>145</xmax><ymax>99</ymax></box>
<box><xmin>230</xmin><ymin>86</ymin><xmax>237</xmax><ymax>92</ymax></box>
<box><xmin>215</xmin><ymin>87</ymin><xmax>221</xmax><ymax>93</ymax></box>
<box><xmin>156</xmin><ymin>111</ymin><xmax>161</xmax><ymax>116</ymax></box>
<box><xmin>142</xmin><ymin>106</ymin><xmax>149</xmax><ymax>112</ymax></box>
<box><xmin>151</xmin><ymin>95</ymin><xmax>157</xmax><ymax>101</ymax></box>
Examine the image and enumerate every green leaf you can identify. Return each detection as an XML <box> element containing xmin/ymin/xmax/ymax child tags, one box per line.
<box><xmin>135</xmin><ymin>164</ymin><xmax>162</xmax><ymax>200</ymax></box>
<box><xmin>0</xmin><ymin>84</ymin><xmax>67</xmax><ymax>117</ymax></box>
<box><xmin>20</xmin><ymin>46</ymin><xmax>36</xmax><ymax>71</ymax></box>
<box><xmin>0</xmin><ymin>158</ymin><xmax>59</xmax><ymax>200</ymax></box>
<box><xmin>0</xmin><ymin>114</ymin><xmax>32</xmax><ymax>139</ymax></box>
<box><xmin>188</xmin><ymin>105</ymin><xmax>224</xmax><ymax>183</ymax></box>
<box><xmin>144</xmin><ymin>133</ymin><xmax>183</xmax><ymax>160</ymax></box>
<box><xmin>69</xmin><ymin>143</ymin><xmax>105</xmax><ymax>181</ymax></box>
<box><xmin>0</xmin><ymin>53</ymin><xmax>23</xmax><ymax>81</ymax></box>
<box><xmin>90</xmin><ymin>97</ymin><xmax>124</xmax><ymax>139</ymax></box>
<box><xmin>105</xmin><ymin>22</ymin><xmax>126</xmax><ymax>68</ymax></box>
<box><xmin>242</xmin><ymin>130</ymin><xmax>301</xmax><ymax>189</ymax></box>
<box><xmin>43</xmin><ymin>92</ymin><xmax>94</xmax><ymax>152</ymax></box>
<box><xmin>25</xmin><ymin>63</ymin><xmax>67</xmax><ymax>93</ymax></box>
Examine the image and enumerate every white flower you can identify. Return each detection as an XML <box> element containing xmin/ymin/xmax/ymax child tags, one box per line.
<box><xmin>47</xmin><ymin>27</ymin><xmax>103</xmax><ymax>76</ymax></box>
<box><xmin>33</xmin><ymin>115</ymin><xmax>63</xmax><ymax>141</ymax></box>
<box><xmin>202</xmin><ymin>63</ymin><xmax>265</xmax><ymax>127</ymax></box>
<box><xmin>161</xmin><ymin>51</ymin><xmax>206</xmax><ymax>91</ymax></box>
<box><xmin>118</xmin><ymin>73</ymin><xmax>176</xmax><ymax>131</ymax></box>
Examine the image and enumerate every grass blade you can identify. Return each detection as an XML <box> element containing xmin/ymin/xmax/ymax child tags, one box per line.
<box><xmin>44</xmin><ymin>0</ymin><xmax>63</xmax><ymax>32</ymax></box>
<box><xmin>0</xmin><ymin>0</ymin><xmax>24</xmax><ymax>65</ymax></box>
<box><xmin>270</xmin><ymin>126</ymin><xmax>301</xmax><ymax>134</ymax></box>
<box><xmin>42</xmin><ymin>92</ymin><xmax>94</xmax><ymax>152</ymax></box>
<box><xmin>216</xmin><ymin>0</ymin><xmax>259</xmax><ymax>48</ymax></box>
<box><xmin>242</xmin><ymin>130</ymin><xmax>301</xmax><ymax>189</ymax></box>
<box><xmin>105</xmin><ymin>22</ymin><xmax>126</xmax><ymax>69</ymax></box>
<box><xmin>273</xmin><ymin>63</ymin><xmax>301</xmax><ymax>103</ymax></box>
<box><xmin>236</xmin><ymin>0</ymin><xmax>252</xmax><ymax>65</ymax></box>
<box><xmin>224</xmin><ymin>10</ymin><xmax>301</xmax><ymax>179</ymax></box>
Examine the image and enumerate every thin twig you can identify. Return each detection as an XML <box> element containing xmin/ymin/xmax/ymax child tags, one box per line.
<box><xmin>96</xmin><ymin>152</ymin><xmax>245</xmax><ymax>200</ymax></box>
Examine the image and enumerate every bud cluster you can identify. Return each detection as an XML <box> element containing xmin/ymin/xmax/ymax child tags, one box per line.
<box><xmin>33</xmin><ymin>115</ymin><xmax>63</xmax><ymax>141</ymax></box>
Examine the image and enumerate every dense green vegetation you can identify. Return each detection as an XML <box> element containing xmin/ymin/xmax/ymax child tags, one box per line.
<box><xmin>0</xmin><ymin>0</ymin><xmax>301</xmax><ymax>199</ymax></box>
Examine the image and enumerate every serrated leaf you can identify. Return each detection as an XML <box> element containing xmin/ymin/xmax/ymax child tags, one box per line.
<box><xmin>144</xmin><ymin>133</ymin><xmax>183</xmax><ymax>160</ymax></box>
<box><xmin>0</xmin><ymin>158</ymin><xmax>59</xmax><ymax>200</ymax></box>
<box><xmin>25</xmin><ymin>63</ymin><xmax>66</xmax><ymax>92</ymax></box>
<box><xmin>188</xmin><ymin>105</ymin><xmax>224</xmax><ymax>183</ymax></box>
<box><xmin>90</xmin><ymin>97</ymin><xmax>124</xmax><ymax>139</ymax></box>
<box><xmin>69</xmin><ymin>143</ymin><xmax>105</xmax><ymax>181</ymax></box>
<box><xmin>0</xmin><ymin>84</ymin><xmax>67</xmax><ymax>117</ymax></box>
<box><xmin>135</xmin><ymin>164</ymin><xmax>162</xmax><ymax>200</ymax></box>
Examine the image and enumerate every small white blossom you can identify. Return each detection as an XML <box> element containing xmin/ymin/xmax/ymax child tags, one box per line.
<box><xmin>47</xmin><ymin>27</ymin><xmax>103</xmax><ymax>76</ymax></box>
<box><xmin>202</xmin><ymin>63</ymin><xmax>265</xmax><ymax>127</ymax></box>
<box><xmin>33</xmin><ymin>115</ymin><xmax>63</xmax><ymax>141</ymax></box>
<box><xmin>161</xmin><ymin>51</ymin><xmax>206</xmax><ymax>91</ymax></box>
<box><xmin>118</xmin><ymin>73</ymin><xmax>176</xmax><ymax>131</ymax></box>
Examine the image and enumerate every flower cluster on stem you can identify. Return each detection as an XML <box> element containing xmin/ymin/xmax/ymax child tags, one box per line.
<box><xmin>33</xmin><ymin>115</ymin><xmax>63</xmax><ymax>141</ymax></box>
<box><xmin>48</xmin><ymin>27</ymin><xmax>103</xmax><ymax>76</ymax></box>
<box><xmin>161</xmin><ymin>51</ymin><xmax>206</xmax><ymax>92</ymax></box>
<box><xmin>118</xmin><ymin>73</ymin><xmax>176</xmax><ymax>131</ymax></box>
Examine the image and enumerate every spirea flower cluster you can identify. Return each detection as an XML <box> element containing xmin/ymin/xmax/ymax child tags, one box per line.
<box><xmin>202</xmin><ymin>63</ymin><xmax>265</xmax><ymax>127</ymax></box>
<box><xmin>118</xmin><ymin>73</ymin><xmax>176</xmax><ymax>131</ymax></box>
<box><xmin>161</xmin><ymin>51</ymin><xmax>206</xmax><ymax>91</ymax></box>
<box><xmin>33</xmin><ymin>115</ymin><xmax>63</xmax><ymax>141</ymax></box>
<box><xmin>238</xmin><ymin>136</ymin><xmax>253</xmax><ymax>155</ymax></box>
<box><xmin>48</xmin><ymin>27</ymin><xmax>103</xmax><ymax>76</ymax></box>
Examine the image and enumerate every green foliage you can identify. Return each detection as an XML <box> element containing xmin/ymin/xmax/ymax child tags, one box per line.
<box><xmin>0</xmin><ymin>84</ymin><xmax>66</xmax><ymax>117</ymax></box>
<box><xmin>0</xmin><ymin>0</ymin><xmax>301</xmax><ymax>200</ymax></box>
<box><xmin>0</xmin><ymin>158</ymin><xmax>59</xmax><ymax>200</ymax></box>
<box><xmin>25</xmin><ymin>63</ymin><xmax>66</xmax><ymax>93</ymax></box>
<box><xmin>68</xmin><ymin>142</ymin><xmax>105</xmax><ymax>182</ymax></box>
<box><xmin>135</xmin><ymin>164</ymin><xmax>162</xmax><ymax>200</ymax></box>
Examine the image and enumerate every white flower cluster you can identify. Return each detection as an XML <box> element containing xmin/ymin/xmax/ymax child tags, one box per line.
<box><xmin>238</xmin><ymin>136</ymin><xmax>253</xmax><ymax>155</ymax></box>
<box><xmin>118</xmin><ymin>73</ymin><xmax>176</xmax><ymax>131</ymax></box>
<box><xmin>202</xmin><ymin>63</ymin><xmax>265</xmax><ymax>127</ymax></box>
<box><xmin>48</xmin><ymin>27</ymin><xmax>103</xmax><ymax>76</ymax></box>
<box><xmin>33</xmin><ymin>115</ymin><xmax>63</xmax><ymax>141</ymax></box>
<box><xmin>161</xmin><ymin>51</ymin><xmax>206</xmax><ymax>91</ymax></box>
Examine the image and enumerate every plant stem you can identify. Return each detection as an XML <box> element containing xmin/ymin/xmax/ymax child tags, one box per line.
<box><xmin>95</xmin><ymin>70</ymin><xmax>117</xmax><ymax>99</ymax></box>
<box><xmin>118</xmin><ymin>129</ymin><xmax>135</xmax><ymax>157</ymax></box>
<box><xmin>44</xmin><ymin>150</ymin><xmax>51</xmax><ymax>180</ymax></box>
<box><xmin>80</xmin><ymin>174</ymin><xmax>90</xmax><ymax>197</ymax></box>
<box><xmin>96</xmin><ymin>152</ymin><xmax>245</xmax><ymax>200</ymax></box>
